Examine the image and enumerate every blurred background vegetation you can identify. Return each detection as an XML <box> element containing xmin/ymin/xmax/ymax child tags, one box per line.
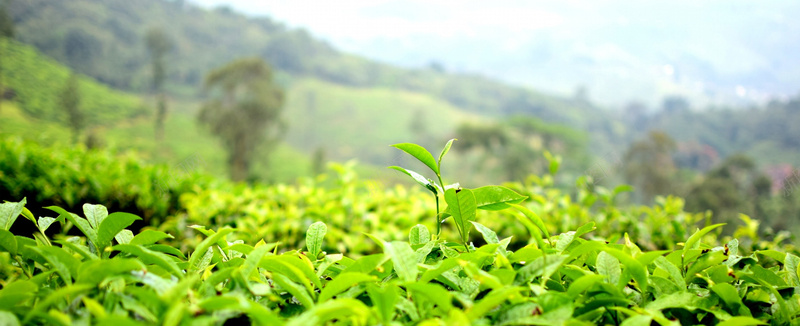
<box><xmin>1</xmin><ymin>0</ymin><xmax>800</xmax><ymax>241</ymax></box>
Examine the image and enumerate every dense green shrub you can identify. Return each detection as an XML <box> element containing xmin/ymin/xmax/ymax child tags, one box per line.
<box><xmin>0</xmin><ymin>137</ymin><xmax>212</xmax><ymax>224</ymax></box>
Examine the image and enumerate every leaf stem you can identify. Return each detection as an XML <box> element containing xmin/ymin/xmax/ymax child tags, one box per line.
<box><xmin>14</xmin><ymin>256</ymin><xmax>33</xmax><ymax>279</ymax></box>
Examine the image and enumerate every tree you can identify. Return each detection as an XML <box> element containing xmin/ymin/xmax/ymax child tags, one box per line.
<box><xmin>60</xmin><ymin>73</ymin><xmax>84</xmax><ymax>144</ymax></box>
<box><xmin>0</xmin><ymin>0</ymin><xmax>13</xmax><ymax>115</ymax></box>
<box><xmin>0</xmin><ymin>0</ymin><xmax>13</xmax><ymax>39</ymax></box>
<box><xmin>198</xmin><ymin>57</ymin><xmax>285</xmax><ymax>182</ymax></box>
<box><xmin>144</xmin><ymin>27</ymin><xmax>172</xmax><ymax>140</ymax></box>
<box><xmin>623</xmin><ymin>131</ymin><xmax>677</xmax><ymax>202</ymax></box>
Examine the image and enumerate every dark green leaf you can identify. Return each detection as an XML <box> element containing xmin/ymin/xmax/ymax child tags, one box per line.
<box><xmin>445</xmin><ymin>188</ymin><xmax>477</xmax><ymax>244</ymax></box>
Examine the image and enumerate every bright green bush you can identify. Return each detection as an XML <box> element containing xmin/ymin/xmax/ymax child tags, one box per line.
<box><xmin>0</xmin><ymin>137</ymin><xmax>212</xmax><ymax>222</ymax></box>
<box><xmin>2</xmin><ymin>140</ymin><xmax>800</xmax><ymax>325</ymax></box>
<box><xmin>0</xmin><ymin>38</ymin><xmax>146</xmax><ymax>123</ymax></box>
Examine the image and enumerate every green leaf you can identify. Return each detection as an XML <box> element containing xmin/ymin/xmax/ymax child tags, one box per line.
<box><xmin>683</xmin><ymin>223</ymin><xmax>725</xmax><ymax>256</ymax></box>
<box><xmin>83</xmin><ymin>204</ymin><xmax>108</xmax><ymax>229</ymax></box>
<box><xmin>31</xmin><ymin>246</ymin><xmax>81</xmax><ymax>285</ymax></box>
<box><xmin>409</xmin><ymin>224</ymin><xmax>430</xmax><ymax>246</ymax></box>
<box><xmin>47</xmin><ymin>206</ymin><xmax>98</xmax><ymax>249</ymax></box>
<box><xmin>113</xmin><ymin>244</ymin><xmax>184</xmax><ymax>278</ymax></box>
<box><xmin>305</xmin><ymin>221</ymin><xmax>326</xmax><ymax>259</ymax></box>
<box><xmin>0</xmin><ymin>310</ymin><xmax>20</xmax><ymax>326</ymax></box>
<box><xmin>654</xmin><ymin>256</ymin><xmax>685</xmax><ymax>289</ymax></box>
<box><xmin>22</xmin><ymin>283</ymin><xmax>94</xmax><ymax>323</ymax></box>
<box><xmin>0</xmin><ymin>198</ymin><xmax>26</xmax><ymax>230</ymax></box>
<box><xmin>604</xmin><ymin>248</ymin><xmax>648</xmax><ymax>294</ymax></box>
<box><xmin>76</xmin><ymin>258</ymin><xmax>145</xmax><ymax>286</ymax></box>
<box><xmin>188</xmin><ymin>227</ymin><xmax>234</xmax><ymax>273</ymax></box>
<box><xmin>445</xmin><ymin>188</ymin><xmax>477</xmax><ymax>244</ymax></box>
<box><xmin>0</xmin><ymin>280</ymin><xmax>37</xmax><ymax>308</ymax></box>
<box><xmin>0</xmin><ymin>229</ymin><xmax>17</xmax><ymax>255</ymax></box>
<box><xmin>467</xmin><ymin>286</ymin><xmax>522</xmax><ymax>321</ymax></box>
<box><xmin>384</xmin><ymin>241</ymin><xmax>418</xmax><ymax>282</ymax></box>
<box><xmin>97</xmin><ymin>212</ymin><xmax>141</xmax><ymax>252</ymax></box>
<box><xmin>514</xmin><ymin>255</ymin><xmax>568</xmax><ymax>285</ymax></box>
<box><xmin>406</xmin><ymin>282</ymin><xmax>453</xmax><ymax>313</ymax></box>
<box><xmin>318</xmin><ymin>272</ymin><xmax>375</xmax><ymax>302</ymax></box>
<box><xmin>596</xmin><ymin>251</ymin><xmax>621</xmax><ymax>286</ymax></box>
<box><xmin>37</xmin><ymin>216</ymin><xmax>57</xmax><ymax>233</ymax></box>
<box><xmin>717</xmin><ymin>316</ymin><xmax>767</xmax><ymax>326</ymax></box>
<box><xmin>367</xmin><ymin>284</ymin><xmax>397</xmax><ymax>325</ymax></box>
<box><xmin>240</xmin><ymin>242</ymin><xmax>278</xmax><ymax>281</ymax></box>
<box><xmin>566</xmin><ymin>274</ymin><xmax>606</xmax><ymax>297</ymax></box>
<box><xmin>271</xmin><ymin>272</ymin><xmax>314</xmax><ymax>309</ymax></box>
<box><xmin>391</xmin><ymin>142</ymin><xmax>439</xmax><ymax>175</ymax></box>
<box><xmin>711</xmin><ymin>283</ymin><xmax>751</xmax><ymax>317</ymax></box>
<box><xmin>508</xmin><ymin>204</ymin><xmax>550</xmax><ymax>239</ymax></box>
<box><xmin>55</xmin><ymin>239</ymin><xmax>98</xmax><ymax>261</ymax></box>
<box><xmin>786</xmin><ymin>253</ymin><xmax>800</xmax><ymax>287</ymax></box>
<box><xmin>115</xmin><ymin>229</ymin><xmax>134</xmax><ymax>245</ymax></box>
<box><xmin>471</xmin><ymin>186</ymin><xmax>527</xmax><ymax>211</ymax></box>
<box><xmin>260</xmin><ymin>255</ymin><xmax>321</xmax><ymax>291</ymax></box>
<box><xmin>130</xmin><ymin>230</ymin><xmax>174</xmax><ymax>246</ymax></box>
<box><xmin>388</xmin><ymin>166</ymin><xmax>437</xmax><ymax>194</ymax></box>
<box><xmin>471</xmin><ymin>221</ymin><xmax>499</xmax><ymax>244</ymax></box>
<box><xmin>438</xmin><ymin>138</ymin><xmax>456</xmax><ymax>169</ymax></box>
<box><xmin>286</xmin><ymin>298</ymin><xmax>370</xmax><ymax>326</ymax></box>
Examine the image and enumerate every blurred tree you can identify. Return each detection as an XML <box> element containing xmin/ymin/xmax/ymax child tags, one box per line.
<box><xmin>662</xmin><ymin>95</ymin><xmax>690</xmax><ymax>113</ymax></box>
<box><xmin>59</xmin><ymin>73</ymin><xmax>84</xmax><ymax>144</ymax></box>
<box><xmin>0</xmin><ymin>0</ymin><xmax>13</xmax><ymax>115</ymax></box>
<box><xmin>144</xmin><ymin>27</ymin><xmax>172</xmax><ymax>140</ymax></box>
<box><xmin>63</xmin><ymin>28</ymin><xmax>102</xmax><ymax>76</ymax></box>
<box><xmin>0</xmin><ymin>1</ymin><xmax>12</xmax><ymax>38</ymax></box>
<box><xmin>623</xmin><ymin>131</ymin><xmax>677</xmax><ymax>202</ymax></box>
<box><xmin>685</xmin><ymin>154</ymin><xmax>772</xmax><ymax>234</ymax></box>
<box><xmin>198</xmin><ymin>57</ymin><xmax>285</xmax><ymax>182</ymax></box>
<box><xmin>311</xmin><ymin>147</ymin><xmax>326</xmax><ymax>176</ymax></box>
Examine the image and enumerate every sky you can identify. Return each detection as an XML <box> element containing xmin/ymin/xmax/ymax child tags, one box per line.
<box><xmin>187</xmin><ymin>0</ymin><xmax>800</xmax><ymax>107</ymax></box>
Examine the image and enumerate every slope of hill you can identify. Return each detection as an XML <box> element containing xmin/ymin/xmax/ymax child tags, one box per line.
<box><xmin>0</xmin><ymin>38</ymin><xmax>145</xmax><ymax>123</ymax></box>
<box><xmin>7</xmin><ymin>0</ymin><xmax>602</xmax><ymax>130</ymax></box>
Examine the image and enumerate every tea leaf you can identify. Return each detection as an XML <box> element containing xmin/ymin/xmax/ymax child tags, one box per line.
<box><xmin>306</xmin><ymin>221</ymin><xmax>327</xmax><ymax>259</ymax></box>
<box><xmin>445</xmin><ymin>188</ymin><xmax>477</xmax><ymax>244</ymax></box>
<box><xmin>409</xmin><ymin>224</ymin><xmax>431</xmax><ymax>246</ymax></box>
<box><xmin>391</xmin><ymin>143</ymin><xmax>439</xmax><ymax>175</ymax></box>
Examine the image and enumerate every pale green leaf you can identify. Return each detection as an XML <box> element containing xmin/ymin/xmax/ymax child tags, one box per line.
<box><xmin>306</xmin><ymin>221</ymin><xmax>326</xmax><ymax>259</ymax></box>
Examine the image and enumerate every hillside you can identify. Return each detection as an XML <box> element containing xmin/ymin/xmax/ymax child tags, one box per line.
<box><xmin>0</xmin><ymin>38</ymin><xmax>145</xmax><ymax>124</ymax></box>
<box><xmin>7</xmin><ymin>0</ymin><xmax>604</xmax><ymax>131</ymax></box>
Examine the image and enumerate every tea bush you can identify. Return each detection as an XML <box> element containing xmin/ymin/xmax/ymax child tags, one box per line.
<box><xmin>2</xmin><ymin>140</ymin><xmax>799</xmax><ymax>325</ymax></box>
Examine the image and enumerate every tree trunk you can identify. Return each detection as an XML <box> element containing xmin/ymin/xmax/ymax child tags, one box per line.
<box><xmin>155</xmin><ymin>93</ymin><xmax>166</xmax><ymax>140</ymax></box>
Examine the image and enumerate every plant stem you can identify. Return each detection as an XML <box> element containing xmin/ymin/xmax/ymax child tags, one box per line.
<box><xmin>14</xmin><ymin>256</ymin><xmax>33</xmax><ymax>279</ymax></box>
<box><xmin>434</xmin><ymin>194</ymin><xmax>440</xmax><ymax>239</ymax></box>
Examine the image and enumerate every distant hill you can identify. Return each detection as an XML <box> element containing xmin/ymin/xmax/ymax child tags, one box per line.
<box><xmin>7</xmin><ymin>0</ymin><xmax>604</xmax><ymax>129</ymax></box>
<box><xmin>0</xmin><ymin>38</ymin><xmax>145</xmax><ymax>124</ymax></box>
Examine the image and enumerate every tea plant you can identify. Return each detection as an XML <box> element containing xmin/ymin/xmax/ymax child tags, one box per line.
<box><xmin>1</xmin><ymin>140</ymin><xmax>799</xmax><ymax>325</ymax></box>
<box><xmin>389</xmin><ymin>139</ymin><xmax>528</xmax><ymax>251</ymax></box>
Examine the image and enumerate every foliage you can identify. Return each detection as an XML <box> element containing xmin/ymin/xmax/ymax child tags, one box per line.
<box><xmin>198</xmin><ymin>57</ymin><xmax>285</xmax><ymax>182</ymax></box>
<box><xmin>0</xmin><ymin>137</ymin><xmax>212</xmax><ymax>225</ymax></box>
<box><xmin>2</xmin><ymin>193</ymin><xmax>800</xmax><ymax>324</ymax></box>
<box><xmin>8</xmin><ymin>0</ymin><xmax>601</xmax><ymax>132</ymax></box>
<box><xmin>59</xmin><ymin>73</ymin><xmax>84</xmax><ymax>144</ymax></box>
<box><xmin>144</xmin><ymin>27</ymin><xmax>172</xmax><ymax>141</ymax></box>
<box><xmin>0</xmin><ymin>0</ymin><xmax>12</xmax><ymax>39</ymax></box>
<box><xmin>0</xmin><ymin>39</ymin><xmax>145</xmax><ymax>124</ymax></box>
<box><xmin>623</xmin><ymin>131</ymin><xmax>678</xmax><ymax>202</ymax></box>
